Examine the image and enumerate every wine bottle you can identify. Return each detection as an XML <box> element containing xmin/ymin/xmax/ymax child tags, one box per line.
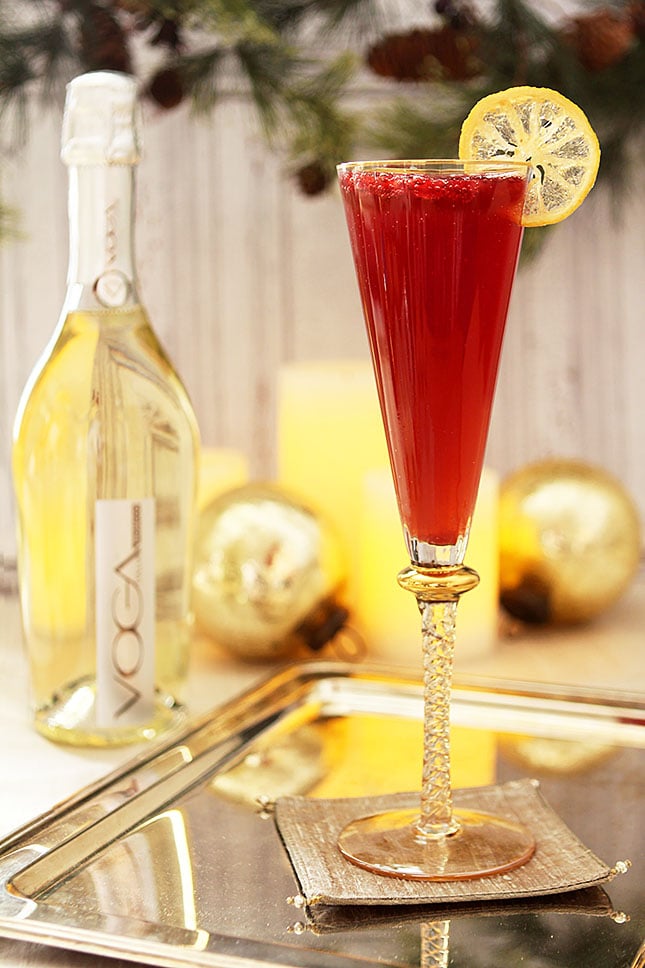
<box><xmin>12</xmin><ymin>71</ymin><xmax>200</xmax><ymax>746</ymax></box>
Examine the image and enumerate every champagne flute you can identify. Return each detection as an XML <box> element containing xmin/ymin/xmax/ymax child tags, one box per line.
<box><xmin>337</xmin><ymin>159</ymin><xmax>535</xmax><ymax>880</ymax></box>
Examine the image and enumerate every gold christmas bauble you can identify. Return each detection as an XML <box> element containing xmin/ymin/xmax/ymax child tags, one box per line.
<box><xmin>192</xmin><ymin>483</ymin><xmax>346</xmax><ymax>660</ymax></box>
<box><xmin>499</xmin><ymin>459</ymin><xmax>641</xmax><ymax>625</ymax></box>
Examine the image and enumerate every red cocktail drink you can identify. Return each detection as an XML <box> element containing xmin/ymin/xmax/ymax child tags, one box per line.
<box><xmin>339</xmin><ymin>162</ymin><xmax>527</xmax><ymax>563</ymax></box>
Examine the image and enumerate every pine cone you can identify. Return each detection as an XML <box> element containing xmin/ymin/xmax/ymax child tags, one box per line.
<box><xmin>150</xmin><ymin>18</ymin><xmax>183</xmax><ymax>50</ymax></box>
<box><xmin>434</xmin><ymin>0</ymin><xmax>476</xmax><ymax>31</ymax></box>
<box><xmin>78</xmin><ymin>3</ymin><xmax>132</xmax><ymax>74</ymax></box>
<box><xmin>147</xmin><ymin>67</ymin><xmax>184</xmax><ymax>109</ymax></box>
<box><xmin>563</xmin><ymin>9</ymin><xmax>635</xmax><ymax>72</ymax></box>
<box><xmin>296</xmin><ymin>161</ymin><xmax>332</xmax><ymax>196</ymax></box>
<box><xmin>366</xmin><ymin>26</ymin><xmax>481</xmax><ymax>82</ymax></box>
<box><xmin>629</xmin><ymin>0</ymin><xmax>645</xmax><ymax>39</ymax></box>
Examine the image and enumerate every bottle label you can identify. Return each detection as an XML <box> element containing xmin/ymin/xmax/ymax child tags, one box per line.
<box><xmin>95</xmin><ymin>498</ymin><xmax>155</xmax><ymax>729</ymax></box>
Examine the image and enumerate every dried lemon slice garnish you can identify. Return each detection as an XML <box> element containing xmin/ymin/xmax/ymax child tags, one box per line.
<box><xmin>459</xmin><ymin>86</ymin><xmax>600</xmax><ymax>226</ymax></box>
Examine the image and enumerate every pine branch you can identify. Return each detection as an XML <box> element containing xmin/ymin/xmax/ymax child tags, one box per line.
<box><xmin>176</xmin><ymin>45</ymin><xmax>227</xmax><ymax>110</ymax></box>
<box><xmin>364</xmin><ymin>86</ymin><xmax>478</xmax><ymax>159</ymax></box>
<box><xmin>282</xmin><ymin>51</ymin><xmax>359</xmax><ymax>170</ymax></box>
<box><xmin>0</xmin><ymin>200</ymin><xmax>21</xmax><ymax>242</ymax></box>
<box><xmin>234</xmin><ymin>41</ymin><xmax>301</xmax><ymax>134</ymax></box>
<box><xmin>190</xmin><ymin>0</ymin><xmax>282</xmax><ymax>46</ymax></box>
<box><xmin>485</xmin><ymin>0</ymin><xmax>557</xmax><ymax>84</ymax></box>
<box><xmin>0</xmin><ymin>0</ymin><xmax>644</xmax><ymax>227</ymax></box>
<box><xmin>0</xmin><ymin>16</ymin><xmax>71</xmax><ymax>99</ymax></box>
<box><xmin>180</xmin><ymin>0</ymin><xmax>377</xmax><ymax>40</ymax></box>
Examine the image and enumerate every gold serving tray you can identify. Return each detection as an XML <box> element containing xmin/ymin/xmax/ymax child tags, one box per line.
<box><xmin>0</xmin><ymin>662</ymin><xmax>643</xmax><ymax>967</ymax></box>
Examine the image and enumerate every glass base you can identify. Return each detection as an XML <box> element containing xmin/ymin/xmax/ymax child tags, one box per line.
<box><xmin>338</xmin><ymin>807</ymin><xmax>535</xmax><ymax>881</ymax></box>
<box><xmin>34</xmin><ymin>677</ymin><xmax>185</xmax><ymax>747</ymax></box>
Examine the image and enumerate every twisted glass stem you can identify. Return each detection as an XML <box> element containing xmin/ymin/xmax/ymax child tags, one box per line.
<box><xmin>417</xmin><ymin>599</ymin><xmax>459</xmax><ymax>839</ymax></box>
<box><xmin>397</xmin><ymin>564</ymin><xmax>479</xmax><ymax>843</ymax></box>
<box><xmin>421</xmin><ymin>920</ymin><xmax>450</xmax><ymax>968</ymax></box>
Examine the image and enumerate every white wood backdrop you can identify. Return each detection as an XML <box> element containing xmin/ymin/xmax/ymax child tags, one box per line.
<box><xmin>1</xmin><ymin>94</ymin><xmax>644</xmax><ymax>559</ymax></box>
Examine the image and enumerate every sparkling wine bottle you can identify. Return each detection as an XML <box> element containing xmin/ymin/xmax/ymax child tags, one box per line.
<box><xmin>12</xmin><ymin>71</ymin><xmax>200</xmax><ymax>746</ymax></box>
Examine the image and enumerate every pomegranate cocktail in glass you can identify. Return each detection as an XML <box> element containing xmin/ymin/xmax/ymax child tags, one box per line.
<box><xmin>337</xmin><ymin>159</ymin><xmax>534</xmax><ymax>880</ymax></box>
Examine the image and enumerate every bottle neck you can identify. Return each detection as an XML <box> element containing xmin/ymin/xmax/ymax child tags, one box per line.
<box><xmin>65</xmin><ymin>164</ymin><xmax>139</xmax><ymax>312</ymax></box>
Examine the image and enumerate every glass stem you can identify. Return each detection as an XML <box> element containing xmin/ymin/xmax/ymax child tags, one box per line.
<box><xmin>421</xmin><ymin>920</ymin><xmax>451</xmax><ymax>968</ymax></box>
<box><xmin>397</xmin><ymin>563</ymin><xmax>480</xmax><ymax>841</ymax></box>
<box><xmin>417</xmin><ymin>598</ymin><xmax>460</xmax><ymax>839</ymax></box>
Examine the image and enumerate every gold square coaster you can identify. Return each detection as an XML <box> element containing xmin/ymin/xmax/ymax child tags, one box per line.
<box><xmin>275</xmin><ymin>778</ymin><xmax>615</xmax><ymax>907</ymax></box>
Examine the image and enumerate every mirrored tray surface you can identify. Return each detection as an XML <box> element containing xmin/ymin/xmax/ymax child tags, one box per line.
<box><xmin>0</xmin><ymin>663</ymin><xmax>643</xmax><ymax>967</ymax></box>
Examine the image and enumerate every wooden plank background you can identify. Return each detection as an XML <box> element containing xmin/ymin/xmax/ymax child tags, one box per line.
<box><xmin>1</xmin><ymin>94</ymin><xmax>643</xmax><ymax>559</ymax></box>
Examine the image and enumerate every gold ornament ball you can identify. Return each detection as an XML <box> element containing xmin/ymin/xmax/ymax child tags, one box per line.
<box><xmin>192</xmin><ymin>483</ymin><xmax>345</xmax><ymax>660</ymax></box>
<box><xmin>499</xmin><ymin>459</ymin><xmax>641</xmax><ymax>624</ymax></box>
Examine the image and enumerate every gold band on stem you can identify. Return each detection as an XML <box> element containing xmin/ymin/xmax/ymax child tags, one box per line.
<box><xmin>397</xmin><ymin>563</ymin><xmax>480</xmax><ymax>602</ymax></box>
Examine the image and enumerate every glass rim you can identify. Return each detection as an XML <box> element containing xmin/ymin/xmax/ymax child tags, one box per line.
<box><xmin>337</xmin><ymin>158</ymin><xmax>531</xmax><ymax>175</ymax></box>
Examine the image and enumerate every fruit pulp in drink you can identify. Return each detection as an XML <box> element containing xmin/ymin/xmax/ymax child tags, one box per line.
<box><xmin>339</xmin><ymin>165</ymin><xmax>527</xmax><ymax>554</ymax></box>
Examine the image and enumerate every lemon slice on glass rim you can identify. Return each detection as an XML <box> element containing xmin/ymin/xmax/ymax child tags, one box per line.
<box><xmin>459</xmin><ymin>86</ymin><xmax>601</xmax><ymax>227</ymax></box>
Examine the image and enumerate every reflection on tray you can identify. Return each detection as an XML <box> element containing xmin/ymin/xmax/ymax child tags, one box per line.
<box><xmin>0</xmin><ymin>663</ymin><xmax>642</xmax><ymax>968</ymax></box>
<box><xmin>68</xmin><ymin>808</ymin><xmax>200</xmax><ymax>931</ymax></box>
<box><xmin>297</xmin><ymin>884</ymin><xmax>623</xmax><ymax>933</ymax></box>
<box><xmin>289</xmin><ymin>886</ymin><xmax>630</xmax><ymax>968</ymax></box>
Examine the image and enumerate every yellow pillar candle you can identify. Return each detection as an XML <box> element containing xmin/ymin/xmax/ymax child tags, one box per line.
<box><xmin>197</xmin><ymin>448</ymin><xmax>249</xmax><ymax>510</ymax></box>
<box><xmin>277</xmin><ymin>360</ymin><xmax>389</xmax><ymax>601</ymax></box>
<box><xmin>357</xmin><ymin>466</ymin><xmax>500</xmax><ymax>664</ymax></box>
